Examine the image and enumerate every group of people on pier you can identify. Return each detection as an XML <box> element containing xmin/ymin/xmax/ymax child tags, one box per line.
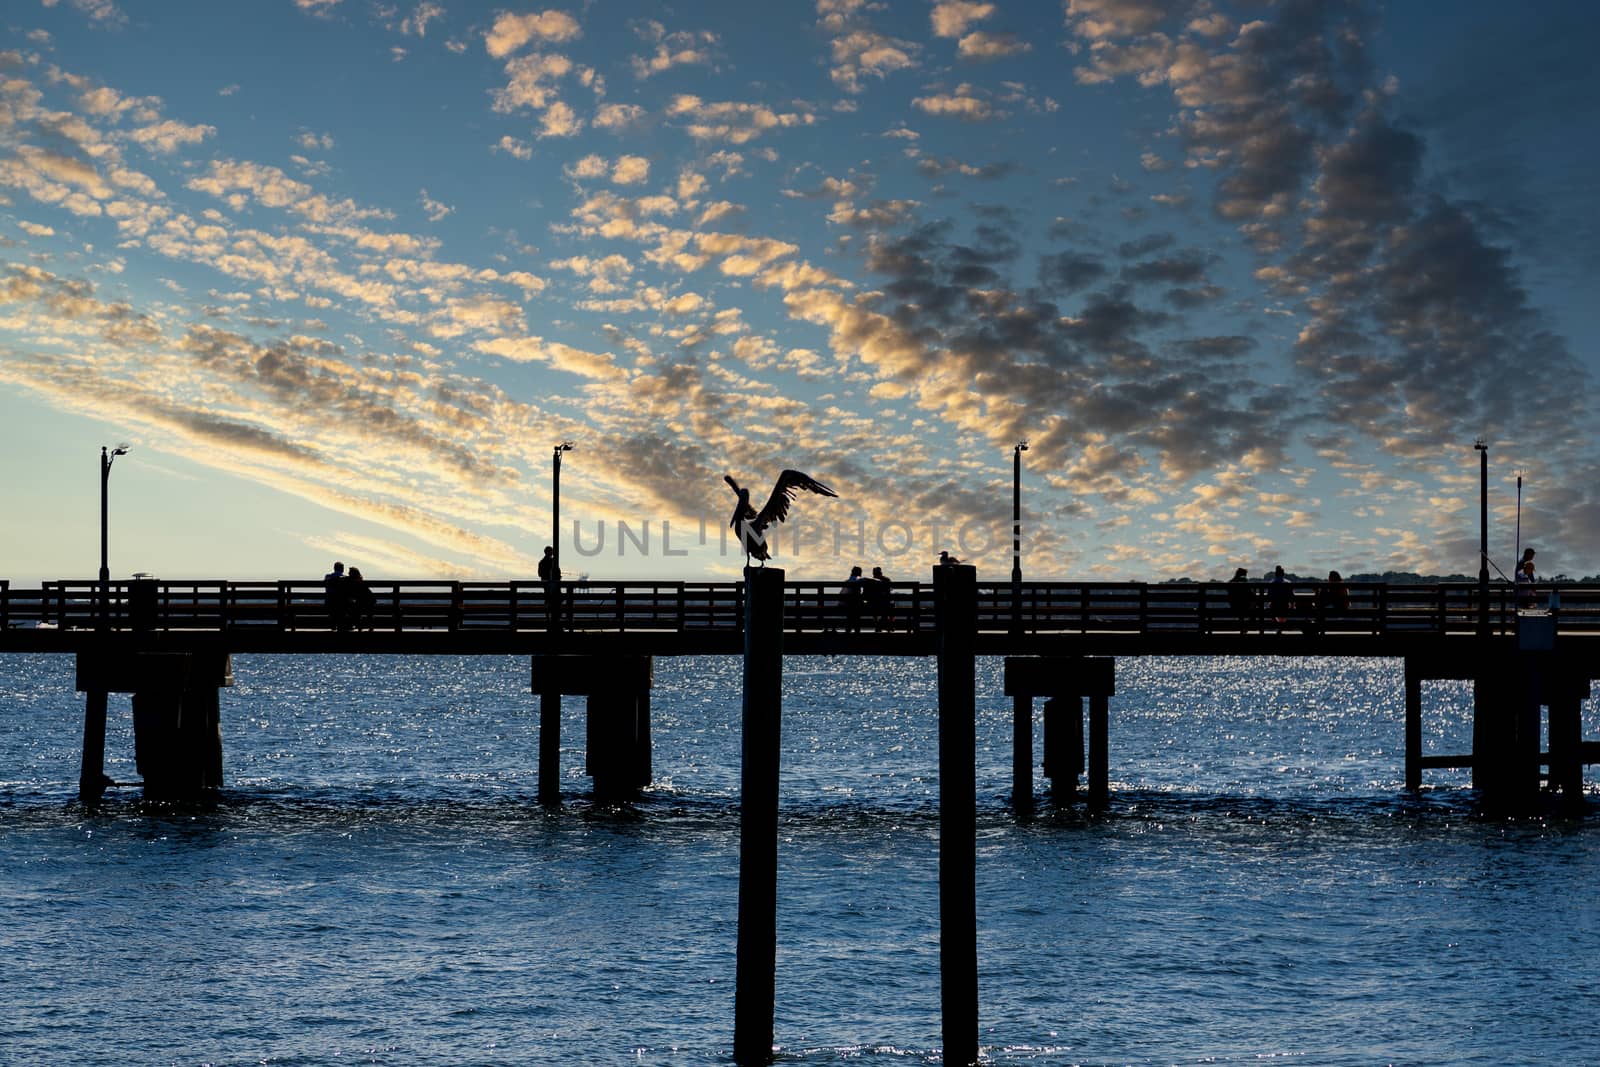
<box><xmin>1226</xmin><ymin>565</ymin><xmax>1350</xmax><ymax>632</ymax></box>
<box><xmin>840</xmin><ymin>564</ymin><xmax>898</xmax><ymax>633</ymax></box>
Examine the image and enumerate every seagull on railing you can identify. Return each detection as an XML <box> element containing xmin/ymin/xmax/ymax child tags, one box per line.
<box><xmin>725</xmin><ymin>469</ymin><xmax>838</xmax><ymax>565</ymax></box>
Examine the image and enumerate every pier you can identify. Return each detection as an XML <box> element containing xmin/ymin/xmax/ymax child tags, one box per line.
<box><xmin>2</xmin><ymin>573</ymin><xmax>1598</xmax><ymax>809</ymax></box>
<box><xmin>3</xmin><ymin>569</ymin><xmax>1597</xmax><ymax>1065</ymax></box>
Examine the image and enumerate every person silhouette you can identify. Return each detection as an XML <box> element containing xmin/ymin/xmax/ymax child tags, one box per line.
<box><xmin>868</xmin><ymin>566</ymin><xmax>893</xmax><ymax>631</ymax></box>
<box><xmin>346</xmin><ymin>566</ymin><xmax>374</xmax><ymax>630</ymax></box>
<box><xmin>323</xmin><ymin>561</ymin><xmax>347</xmax><ymax>630</ymax></box>
<box><xmin>843</xmin><ymin>565</ymin><xmax>864</xmax><ymax>633</ymax></box>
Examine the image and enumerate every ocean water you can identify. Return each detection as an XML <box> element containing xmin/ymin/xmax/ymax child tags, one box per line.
<box><xmin>1</xmin><ymin>652</ymin><xmax>1597</xmax><ymax>1066</ymax></box>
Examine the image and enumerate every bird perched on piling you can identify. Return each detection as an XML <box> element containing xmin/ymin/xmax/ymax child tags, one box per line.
<box><xmin>725</xmin><ymin>469</ymin><xmax>838</xmax><ymax>565</ymax></box>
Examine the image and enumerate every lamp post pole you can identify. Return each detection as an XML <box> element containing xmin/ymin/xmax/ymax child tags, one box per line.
<box><xmin>552</xmin><ymin>441</ymin><xmax>573</xmax><ymax>578</ymax></box>
<box><xmin>1011</xmin><ymin>441</ymin><xmax>1027</xmax><ymax>583</ymax></box>
<box><xmin>1475</xmin><ymin>440</ymin><xmax>1488</xmax><ymax>637</ymax></box>
<box><xmin>98</xmin><ymin>444</ymin><xmax>128</xmax><ymax>630</ymax></box>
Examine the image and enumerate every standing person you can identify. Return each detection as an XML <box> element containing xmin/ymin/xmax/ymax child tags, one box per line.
<box><xmin>1516</xmin><ymin>558</ymin><xmax>1538</xmax><ymax>609</ymax></box>
<box><xmin>323</xmin><ymin>561</ymin><xmax>347</xmax><ymax>631</ymax></box>
<box><xmin>1226</xmin><ymin>567</ymin><xmax>1253</xmax><ymax>631</ymax></box>
<box><xmin>1319</xmin><ymin>570</ymin><xmax>1349</xmax><ymax>631</ymax></box>
<box><xmin>868</xmin><ymin>566</ymin><xmax>893</xmax><ymax>632</ymax></box>
<box><xmin>346</xmin><ymin>567</ymin><xmax>375</xmax><ymax>630</ymax></box>
<box><xmin>537</xmin><ymin>545</ymin><xmax>560</xmax><ymax>629</ymax></box>
<box><xmin>1267</xmin><ymin>565</ymin><xmax>1291</xmax><ymax>628</ymax></box>
<box><xmin>843</xmin><ymin>565</ymin><xmax>865</xmax><ymax>633</ymax></box>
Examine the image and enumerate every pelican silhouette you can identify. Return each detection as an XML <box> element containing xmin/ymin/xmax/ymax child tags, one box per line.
<box><xmin>724</xmin><ymin>469</ymin><xmax>838</xmax><ymax>565</ymax></box>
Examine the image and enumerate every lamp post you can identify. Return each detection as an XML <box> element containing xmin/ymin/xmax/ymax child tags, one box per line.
<box><xmin>1474</xmin><ymin>439</ymin><xmax>1488</xmax><ymax>637</ymax></box>
<box><xmin>552</xmin><ymin>441</ymin><xmax>573</xmax><ymax>578</ymax></box>
<box><xmin>1011</xmin><ymin>440</ymin><xmax>1028</xmax><ymax>583</ymax></box>
<box><xmin>99</xmin><ymin>443</ymin><xmax>129</xmax><ymax>629</ymax></box>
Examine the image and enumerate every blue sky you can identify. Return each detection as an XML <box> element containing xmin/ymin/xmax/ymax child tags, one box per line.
<box><xmin>3</xmin><ymin>0</ymin><xmax>1598</xmax><ymax>584</ymax></box>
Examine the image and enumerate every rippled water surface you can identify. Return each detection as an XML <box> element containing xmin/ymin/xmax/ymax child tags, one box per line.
<box><xmin>2</xmin><ymin>653</ymin><xmax>1597</xmax><ymax>1065</ymax></box>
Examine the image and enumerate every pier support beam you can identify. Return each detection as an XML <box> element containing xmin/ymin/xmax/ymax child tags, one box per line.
<box><xmin>1088</xmin><ymin>692</ymin><xmax>1109</xmax><ymax>809</ymax></box>
<box><xmin>935</xmin><ymin>563</ymin><xmax>978</xmax><ymax>1067</ymax></box>
<box><xmin>1411</xmin><ymin>647</ymin><xmax>1590</xmax><ymax>814</ymax></box>
<box><xmin>1040</xmin><ymin>697</ymin><xmax>1082</xmax><ymax>801</ymax></box>
<box><xmin>1404</xmin><ymin>664</ymin><xmax>1422</xmax><ymax>792</ymax></box>
<box><xmin>531</xmin><ymin>655</ymin><xmax>653</xmax><ymax>804</ymax></box>
<box><xmin>78</xmin><ymin>689</ymin><xmax>109</xmax><ymax>805</ymax></box>
<box><xmin>1011</xmin><ymin>694</ymin><xmax>1033</xmax><ymax>816</ymax></box>
<box><xmin>75</xmin><ymin>651</ymin><xmax>232</xmax><ymax>800</ymax></box>
<box><xmin>538</xmin><ymin>689</ymin><xmax>561</xmax><ymax>805</ymax></box>
<box><xmin>1004</xmin><ymin>657</ymin><xmax>1115</xmax><ymax>809</ymax></box>
<box><xmin>735</xmin><ymin>566</ymin><xmax>784</xmax><ymax>1066</ymax></box>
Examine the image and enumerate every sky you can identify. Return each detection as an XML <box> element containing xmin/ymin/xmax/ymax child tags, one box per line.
<box><xmin>3</xmin><ymin>0</ymin><xmax>1599</xmax><ymax>585</ymax></box>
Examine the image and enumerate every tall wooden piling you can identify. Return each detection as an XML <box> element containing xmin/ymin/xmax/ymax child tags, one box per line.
<box><xmin>539</xmin><ymin>588</ymin><xmax>562</xmax><ymax>805</ymax></box>
<box><xmin>734</xmin><ymin>566</ymin><xmax>784</xmax><ymax>1066</ymax></box>
<box><xmin>935</xmin><ymin>564</ymin><xmax>978</xmax><ymax>1067</ymax></box>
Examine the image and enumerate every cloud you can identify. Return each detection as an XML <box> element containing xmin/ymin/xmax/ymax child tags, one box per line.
<box><xmin>538</xmin><ymin>100</ymin><xmax>582</xmax><ymax>137</ymax></box>
<box><xmin>816</xmin><ymin>2</ymin><xmax>918</xmax><ymax>94</ymax></box>
<box><xmin>485</xmin><ymin>10</ymin><xmax>581</xmax><ymax>59</ymax></box>
<box><xmin>594</xmin><ymin>103</ymin><xmax>647</xmax><ymax>132</ymax></box>
<box><xmin>611</xmin><ymin>155</ymin><xmax>650</xmax><ymax>185</ymax></box>
<box><xmin>957</xmin><ymin>32</ymin><xmax>1031</xmax><ymax>59</ymax></box>
<box><xmin>931</xmin><ymin>1</ymin><xmax>993</xmax><ymax>38</ymax></box>
<box><xmin>53</xmin><ymin>0</ymin><xmax>127</xmax><ymax>25</ymax></box>
<box><xmin>127</xmin><ymin>118</ymin><xmax>216</xmax><ymax>153</ymax></box>
<box><xmin>400</xmin><ymin>2</ymin><xmax>445</xmax><ymax>37</ymax></box>
<box><xmin>491</xmin><ymin>52</ymin><xmax>575</xmax><ymax>112</ymax></box>
<box><xmin>912</xmin><ymin>85</ymin><xmax>997</xmax><ymax>121</ymax></box>
<box><xmin>629</xmin><ymin>23</ymin><xmax>718</xmax><ymax>79</ymax></box>
<box><xmin>418</xmin><ymin>188</ymin><xmax>452</xmax><ymax>222</ymax></box>
<box><xmin>665</xmin><ymin>95</ymin><xmax>815</xmax><ymax>144</ymax></box>
<box><xmin>492</xmin><ymin>135</ymin><xmax>533</xmax><ymax>160</ymax></box>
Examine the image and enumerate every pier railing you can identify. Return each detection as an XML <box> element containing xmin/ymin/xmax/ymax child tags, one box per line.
<box><xmin>1</xmin><ymin>578</ymin><xmax>1591</xmax><ymax>637</ymax></box>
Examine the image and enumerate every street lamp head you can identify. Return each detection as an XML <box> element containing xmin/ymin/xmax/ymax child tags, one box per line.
<box><xmin>1016</xmin><ymin>440</ymin><xmax>1029</xmax><ymax>453</ymax></box>
<box><xmin>1473</xmin><ymin>438</ymin><xmax>1487</xmax><ymax>452</ymax></box>
<box><xmin>111</xmin><ymin>443</ymin><xmax>130</xmax><ymax>457</ymax></box>
<box><xmin>556</xmin><ymin>441</ymin><xmax>573</xmax><ymax>453</ymax></box>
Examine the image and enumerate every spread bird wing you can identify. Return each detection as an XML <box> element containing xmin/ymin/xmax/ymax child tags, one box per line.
<box><xmin>755</xmin><ymin>469</ymin><xmax>838</xmax><ymax>529</ymax></box>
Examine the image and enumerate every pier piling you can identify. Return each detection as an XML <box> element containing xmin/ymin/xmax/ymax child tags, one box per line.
<box><xmin>734</xmin><ymin>566</ymin><xmax>784</xmax><ymax>1066</ymax></box>
<box><xmin>538</xmin><ymin>689</ymin><xmax>560</xmax><ymax>804</ymax></box>
<box><xmin>1011</xmin><ymin>693</ymin><xmax>1033</xmax><ymax>815</ymax></box>
<box><xmin>78</xmin><ymin>688</ymin><xmax>108</xmax><ymax>805</ymax></box>
<box><xmin>1041</xmin><ymin>697</ymin><xmax>1082</xmax><ymax>800</ymax></box>
<box><xmin>936</xmin><ymin>564</ymin><xmax>978</xmax><ymax>1067</ymax></box>
<box><xmin>1088</xmin><ymin>692</ymin><xmax>1109</xmax><ymax>808</ymax></box>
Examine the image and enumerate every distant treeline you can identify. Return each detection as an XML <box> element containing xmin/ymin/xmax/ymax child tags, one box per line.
<box><xmin>1165</xmin><ymin>571</ymin><xmax>1600</xmax><ymax>584</ymax></box>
